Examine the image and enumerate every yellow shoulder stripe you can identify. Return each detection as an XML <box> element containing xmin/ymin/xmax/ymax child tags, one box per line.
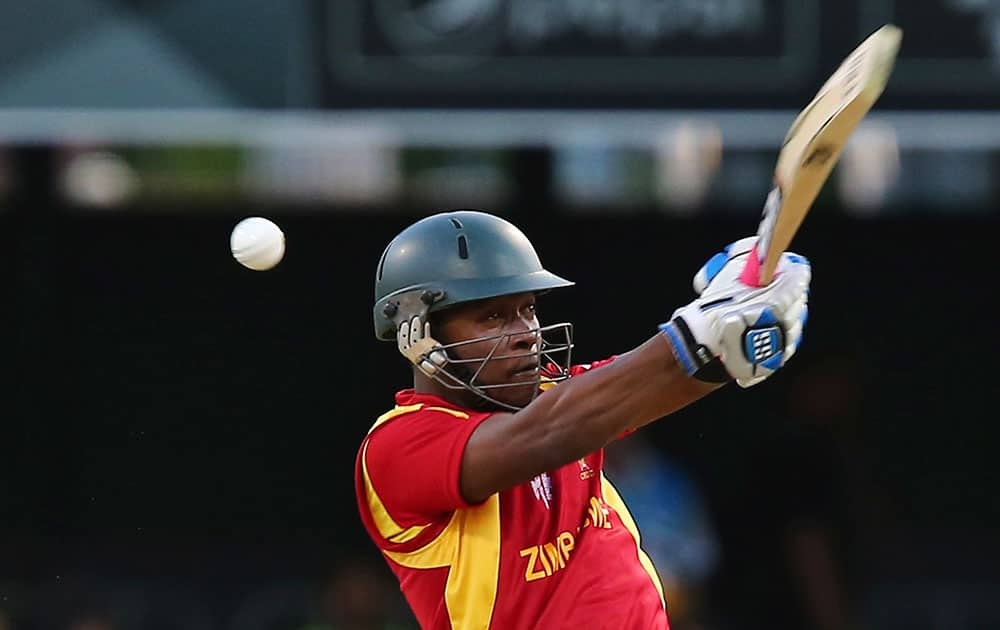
<box><xmin>360</xmin><ymin>402</ymin><xmax>472</xmax><ymax>550</ymax></box>
<box><xmin>368</xmin><ymin>403</ymin><xmax>424</xmax><ymax>435</ymax></box>
<box><xmin>361</xmin><ymin>440</ymin><xmax>431</xmax><ymax>544</ymax></box>
<box><xmin>424</xmin><ymin>406</ymin><xmax>470</xmax><ymax>419</ymax></box>
<box><xmin>361</xmin><ymin>403</ymin><xmax>428</xmax><ymax>544</ymax></box>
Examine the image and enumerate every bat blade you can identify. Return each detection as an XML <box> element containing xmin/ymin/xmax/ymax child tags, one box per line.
<box><xmin>741</xmin><ymin>24</ymin><xmax>902</xmax><ymax>287</ymax></box>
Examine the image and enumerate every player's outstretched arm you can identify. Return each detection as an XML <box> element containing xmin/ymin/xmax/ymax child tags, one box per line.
<box><xmin>459</xmin><ymin>239</ymin><xmax>811</xmax><ymax>504</ymax></box>
<box><xmin>460</xmin><ymin>333</ymin><xmax>717</xmax><ymax>502</ymax></box>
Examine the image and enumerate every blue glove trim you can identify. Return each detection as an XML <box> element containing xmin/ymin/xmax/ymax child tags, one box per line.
<box><xmin>753</xmin><ymin>307</ymin><xmax>779</xmax><ymax>327</ymax></box>
<box><xmin>761</xmin><ymin>349</ymin><xmax>785</xmax><ymax>371</ymax></box>
<box><xmin>659</xmin><ymin>321</ymin><xmax>697</xmax><ymax>375</ymax></box>
<box><xmin>703</xmin><ymin>252</ymin><xmax>729</xmax><ymax>284</ymax></box>
<box><xmin>793</xmin><ymin>306</ymin><xmax>809</xmax><ymax>351</ymax></box>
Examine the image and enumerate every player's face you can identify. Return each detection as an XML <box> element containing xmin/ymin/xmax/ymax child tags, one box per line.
<box><xmin>436</xmin><ymin>292</ymin><xmax>541</xmax><ymax>409</ymax></box>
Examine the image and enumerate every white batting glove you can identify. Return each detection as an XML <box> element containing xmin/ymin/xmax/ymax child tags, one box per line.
<box><xmin>397</xmin><ymin>315</ymin><xmax>448</xmax><ymax>376</ymax></box>
<box><xmin>660</xmin><ymin>237</ymin><xmax>811</xmax><ymax>388</ymax></box>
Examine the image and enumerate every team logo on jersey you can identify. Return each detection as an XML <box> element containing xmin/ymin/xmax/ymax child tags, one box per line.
<box><xmin>577</xmin><ymin>457</ymin><xmax>595</xmax><ymax>480</ymax></box>
<box><xmin>530</xmin><ymin>473</ymin><xmax>553</xmax><ymax>509</ymax></box>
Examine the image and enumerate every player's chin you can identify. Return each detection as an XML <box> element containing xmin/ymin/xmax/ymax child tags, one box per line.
<box><xmin>490</xmin><ymin>380</ymin><xmax>538</xmax><ymax>410</ymax></box>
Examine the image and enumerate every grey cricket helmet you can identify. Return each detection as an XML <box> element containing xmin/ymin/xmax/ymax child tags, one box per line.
<box><xmin>373</xmin><ymin>210</ymin><xmax>574</xmax><ymax>340</ymax></box>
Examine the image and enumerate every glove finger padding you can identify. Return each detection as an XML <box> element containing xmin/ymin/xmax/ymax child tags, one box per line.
<box><xmin>397</xmin><ymin>318</ymin><xmax>411</xmax><ymax>349</ymax></box>
<box><xmin>397</xmin><ymin>315</ymin><xmax>448</xmax><ymax>375</ymax></box>
<box><xmin>692</xmin><ymin>236</ymin><xmax>759</xmax><ymax>295</ymax></box>
<box><xmin>663</xmin><ymin>242</ymin><xmax>811</xmax><ymax>387</ymax></box>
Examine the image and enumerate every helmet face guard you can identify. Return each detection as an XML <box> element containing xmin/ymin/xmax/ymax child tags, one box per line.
<box><xmin>413</xmin><ymin>322</ymin><xmax>574</xmax><ymax>412</ymax></box>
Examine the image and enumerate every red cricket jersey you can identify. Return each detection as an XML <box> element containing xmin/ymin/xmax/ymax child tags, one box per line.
<box><xmin>354</xmin><ymin>362</ymin><xmax>670</xmax><ymax>630</ymax></box>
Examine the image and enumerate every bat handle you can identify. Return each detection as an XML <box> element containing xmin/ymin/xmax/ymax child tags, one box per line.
<box><xmin>740</xmin><ymin>243</ymin><xmax>765</xmax><ymax>287</ymax></box>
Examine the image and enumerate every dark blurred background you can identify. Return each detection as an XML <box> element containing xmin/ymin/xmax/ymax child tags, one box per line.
<box><xmin>2</xmin><ymin>1</ymin><xmax>999</xmax><ymax>629</ymax></box>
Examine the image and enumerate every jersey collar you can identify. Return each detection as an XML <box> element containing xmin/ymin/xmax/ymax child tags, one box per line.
<box><xmin>394</xmin><ymin>389</ymin><xmax>470</xmax><ymax>412</ymax></box>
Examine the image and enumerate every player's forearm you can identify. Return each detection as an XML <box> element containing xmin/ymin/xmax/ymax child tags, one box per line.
<box><xmin>518</xmin><ymin>334</ymin><xmax>720</xmax><ymax>466</ymax></box>
<box><xmin>621</xmin><ymin>339</ymin><xmax>724</xmax><ymax>431</ymax></box>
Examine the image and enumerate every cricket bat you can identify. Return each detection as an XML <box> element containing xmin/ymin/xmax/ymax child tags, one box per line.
<box><xmin>740</xmin><ymin>24</ymin><xmax>903</xmax><ymax>287</ymax></box>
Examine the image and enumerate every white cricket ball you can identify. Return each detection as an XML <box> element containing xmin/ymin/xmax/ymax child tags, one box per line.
<box><xmin>230</xmin><ymin>217</ymin><xmax>285</xmax><ymax>271</ymax></box>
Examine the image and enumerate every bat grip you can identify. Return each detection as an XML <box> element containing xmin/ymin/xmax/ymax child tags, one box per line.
<box><xmin>740</xmin><ymin>243</ymin><xmax>765</xmax><ymax>287</ymax></box>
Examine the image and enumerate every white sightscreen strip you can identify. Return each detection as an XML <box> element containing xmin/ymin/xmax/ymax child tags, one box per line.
<box><xmin>0</xmin><ymin>109</ymin><xmax>997</xmax><ymax>151</ymax></box>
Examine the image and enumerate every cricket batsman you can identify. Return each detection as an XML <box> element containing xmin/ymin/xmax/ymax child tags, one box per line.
<box><xmin>355</xmin><ymin>210</ymin><xmax>811</xmax><ymax>629</ymax></box>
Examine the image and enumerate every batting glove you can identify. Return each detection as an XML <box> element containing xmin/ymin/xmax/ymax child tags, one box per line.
<box><xmin>397</xmin><ymin>315</ymin><xmax>448</xmax><ymax>376</ymax></box>
<box><xmin>660</xmin><ymin>237</ymin><xmax>811</xmax><ymax>388</ymax></box>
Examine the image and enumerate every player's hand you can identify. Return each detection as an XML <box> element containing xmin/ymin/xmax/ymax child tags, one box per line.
<box><xmin>397</xmin><ymin>315</ymin><xmax>448</xmax><ymax>376</ymax></box>
<box><xmin>659</xmin><ymin>237</ymin><xmax>810</xmax><ymax>388</ymax></box>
